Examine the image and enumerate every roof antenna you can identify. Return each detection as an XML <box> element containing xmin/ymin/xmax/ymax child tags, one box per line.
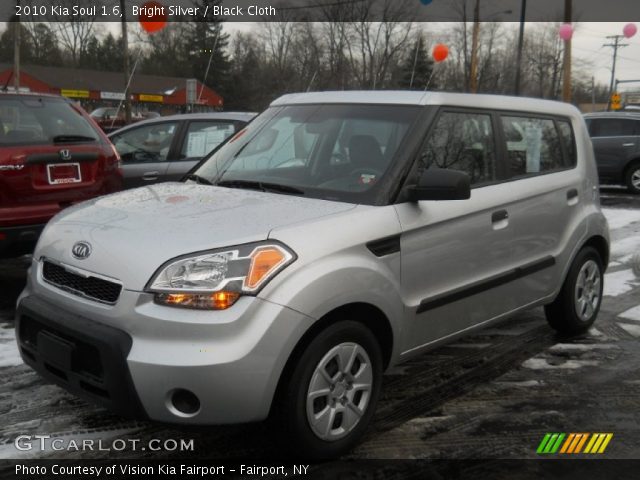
<box><xmin>2</xmin><ymin>71</ymin><xmax>14</xmax><ymax>92</ymax></box>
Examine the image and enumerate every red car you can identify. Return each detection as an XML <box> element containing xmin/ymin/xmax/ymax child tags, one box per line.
<box><xmin>0</xmin><ymin>92</ymin><xmax>123</xmax><ymax>258</ymax></box>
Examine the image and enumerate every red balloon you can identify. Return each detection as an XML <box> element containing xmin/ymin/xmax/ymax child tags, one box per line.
<box><xmin>139</xmin><ymin>1</ymin><xmax>168</xmax><ymax>34</ymax></box>
<box><xmin>432</xmin><ymin>44</ymin><xmax>449</xmax><ymax>63</ymax></box>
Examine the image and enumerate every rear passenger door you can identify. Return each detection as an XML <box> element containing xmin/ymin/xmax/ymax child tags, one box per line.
<box><xmin>498</xmin><ymin>114</ymin><xmax>584</xmax><ymax>307</ymax></box>
<box><xmin>587</xmin><ymin>117</ymin><xmax>638</xmax><ymax>181</ymax></box>
<box><xmin>395</xmin><ymin>109</ymin><xmax>520</xmax><ymax>353</ymax></box>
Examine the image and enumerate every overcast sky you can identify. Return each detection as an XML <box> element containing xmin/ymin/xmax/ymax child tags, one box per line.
<box><xmin>226</xmin><ymin>22</ymin><xmax>640</xmax><ymax>91</ymax></box>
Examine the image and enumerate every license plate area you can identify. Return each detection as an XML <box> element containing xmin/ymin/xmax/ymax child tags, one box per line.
<box><xmin>37</xmin><ymin>330</ymin><xmax>74</xmax><ymax>370</ymax></box>
<box><xmin>47</xmin><ymin>162</ymin><xmax>81</xmax><ymax>185</ymax></box>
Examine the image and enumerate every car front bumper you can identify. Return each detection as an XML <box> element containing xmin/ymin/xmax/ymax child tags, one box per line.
<box><xmin>16</xmin><ymin>259</ymin><xmax>315</xmax><ymax>424</ymax></box>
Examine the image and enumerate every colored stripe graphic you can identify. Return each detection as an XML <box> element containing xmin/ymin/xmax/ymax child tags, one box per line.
<box><xmin>584</xmin><ymin>433</ymin><xmax>614</xmax><ymax>454</ymax></box>
<box><xmin>537</xmin><ymin>433</ymin><xmax>565</xmax><ymax>454</ymax></box>
<box><xmin>539</xmin><ymin>433</ymin><xmax>613</xmax><ymax>454</ymax></box>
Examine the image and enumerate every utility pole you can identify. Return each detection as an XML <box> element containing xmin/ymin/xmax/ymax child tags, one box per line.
<box><xmin>469</xmin><ymin>0</ymin><xmax>480</xmax><ymax>93</ymax></box>
<box><xmin>13</xmin><ymin>0</ymin><xmax>21</xmax><ymax>91</ymax></box>
<box><xmin>562</xmin><ymin>0</ymin><xmax>572</xmax><ymax>102</ymax></box>
<box><xmin>514</xmin><ymin>0</ymin><xmax>526</xmax><ymax>95</ymax></box>
<box><xmin>120</xmin><ymin>0</ymin><xmax>132</xmax><ymax>123</ymax></box>
<box><xmin>603</xmin><ymin>35</ymin><xmax>629</xmax><ymax>111</ymax></box>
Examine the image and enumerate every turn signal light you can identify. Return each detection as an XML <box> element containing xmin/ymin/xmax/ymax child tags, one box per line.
<box><xmin>245</xmin><ymin>247</ymin><xmax>287</xmax><ymax>290</ymax></box>
<box><xmin>156</xmin><ymin>291</ymin><xmax>240</xmax><ymax>310</ymax></box>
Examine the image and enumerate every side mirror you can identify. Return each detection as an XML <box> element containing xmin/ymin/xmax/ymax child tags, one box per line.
<box><xmin>408</xmin><ymin>168</ymin><xmax>471</xmax><ymax>201</ymax></box>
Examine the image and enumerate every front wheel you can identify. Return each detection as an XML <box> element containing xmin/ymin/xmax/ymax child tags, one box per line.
<box><xmin>277</xmin><ymin>321</ymin><xmax>382</xmax><ymax>459</ymax></box>
<box><xmin>625</xmin><ymin>162</ymin><xmax>640</xmax><ymax>194</ymax></box>
<box><xmin>545</xmin><ymin>247</ymin><xmax>604</xmax><ymax>334</ymax></box>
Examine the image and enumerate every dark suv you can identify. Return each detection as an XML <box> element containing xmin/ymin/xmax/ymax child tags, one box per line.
<box><xmin>584</xmin><ymin>112</ymin><xmax>640</xmax><ymax>193</ymax></box>
<box><xmin>0</xmin><ymin>93</ymin><xmax>123</xmax><ymax>258</ymax></box>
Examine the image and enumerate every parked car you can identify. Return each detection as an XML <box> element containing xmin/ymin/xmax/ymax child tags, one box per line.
<box><xmin>89</xmin><ymin>107</ymin><xmax>144</xmax><ymax>133</ymax></box>
<box><xmin>583</xmin><ymin>111</ymin><xmax>640</xmax><ymax>193</ymax></box>
<box><xmin>16</xmin><ymin>91</ymin><xmax>609</xmax><ymax>458</ymax></box>
<box><xmin>0</xmin><ymin>92</ymin><xmax>122</xmax><ymax>258</ymax></box>
<box><xmin>108</xmin><ymin>112</ymin><xmax>256</xmax><ymax>189</ymax></box>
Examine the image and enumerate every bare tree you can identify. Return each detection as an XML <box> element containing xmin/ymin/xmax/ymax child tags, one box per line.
<box><xmin>52</xmin><ymin>0</ymin><xmax>102</xmax><ymax>66</ymax></box>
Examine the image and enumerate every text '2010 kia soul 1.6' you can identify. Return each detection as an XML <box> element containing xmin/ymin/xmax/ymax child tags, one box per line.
<box><xmin>16</xmin><ymin>91</ymin><xmax>609</xmax><ymax>458</ymax></box>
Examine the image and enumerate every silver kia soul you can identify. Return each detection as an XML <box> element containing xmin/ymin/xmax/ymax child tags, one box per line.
<box><xmin>16</xmin><ymin>91</ymin><xmax>609</xmax><ymax>458</ymax></box>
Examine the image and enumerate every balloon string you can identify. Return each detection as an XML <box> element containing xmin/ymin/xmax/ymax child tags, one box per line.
<box><xmin>424</xmin><ymin>64</ymin><xmax>438</xmax><ymax>91</ymax></box>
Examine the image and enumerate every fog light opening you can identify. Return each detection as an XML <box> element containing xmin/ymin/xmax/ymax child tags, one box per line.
<box><xmin>170</xmin><ymin>389</ymin><xmax>201</xmax><ymax>416</ymax></box>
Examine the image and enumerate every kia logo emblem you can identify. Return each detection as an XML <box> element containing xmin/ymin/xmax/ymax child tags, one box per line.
<box><xmin>59</xmin><ymin>149</ymin><xmax>72</xmax><ymax>161</ymax></box>
<box><xmin>71</xmin><ymin>241</ymin><xmax>92</xmax><ymax>260</ymax></box>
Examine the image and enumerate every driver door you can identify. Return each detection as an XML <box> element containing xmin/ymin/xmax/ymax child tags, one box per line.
<box><xmin>110</xmin><ymin>121</ymin><xmax>179</xmax><ymax>189</ymax></box>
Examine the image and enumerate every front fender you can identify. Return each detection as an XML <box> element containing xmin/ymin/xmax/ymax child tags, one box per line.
<box><xmin>259</xmin><ymin>251</ymin><xmax>405</xmax><ymax>363</ymax></box>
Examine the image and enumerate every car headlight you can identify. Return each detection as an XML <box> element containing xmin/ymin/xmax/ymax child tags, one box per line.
<box><xmin>146</xmin><ymin>242</ymin><xmax>295</xmax><ymax>310</ymax></box>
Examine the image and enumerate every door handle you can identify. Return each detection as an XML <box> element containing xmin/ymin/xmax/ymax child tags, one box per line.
<box><xmin>491</xmin><ymin>210</ymin><xmax>509</xmax><ymax>223</ymax></box>
<box><xmin>142</xmin><ymin>171</ymin><xmax>159</xmax><ymax>181</ymax></box>
<box><xmin>567</xmin><ymin>188</ymin><xmax>579</xmax><ymax>205</ymax></box>
<box><xmin>622</xmin><ymin>143</ymin><xmax>635</xmax><ymax>147</ymax></box>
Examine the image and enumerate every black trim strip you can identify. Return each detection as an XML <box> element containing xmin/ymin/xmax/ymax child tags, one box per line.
<box><xmin>27</xmin><ymin>152</ymin><xmax>100</xmax><ymax>164</ymax></box>
<box><xmin>367</xmin><ymin>235</ymin><xmax>401</xmax><ymax>257</ymax></box>
<box><xmin>417</xmin><ymin>255</ymin><xmax>556</xmax><ymax>314</ymax></box>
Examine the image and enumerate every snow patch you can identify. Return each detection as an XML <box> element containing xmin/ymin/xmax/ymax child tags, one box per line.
<box><xmin>618</xmin><ymin>323</ymin><xmax>640</xmax><ymax>338</ymax></box>
<box><xmin>521</xmin><ymin>358</ymin><xmax>599</xmax><ymax>369</ymax></box>
<box><xmin>549</xmin><ymin>343</ymin><xmax>617</xmax><ymax>352</ymax></box>
<box><xmin>619</xmin><ymin>305</ymin><xmax>640</xmax><ymax>322</ymax></box>
<box><xmin>603</xmin><ymin>208</ymin><xmax>640</xmax><ymax>230</ymax></box>
<box><xmin>604</xmin><ymin>269</ymin><xmax>638</xmax><ymax>297</ymax></box>
<box><xmin>0</xmin><ymin>325</ymin><xmax>22</xmax><ymax>368</ymax></box>
<box><xmin>588</xmin><ymin>327</ymin><xmax>604</xmax><ymax>337</ymax></box>
<box><xmin>495</xmin><ymin>380</ymin><xmax>544</xmax><ymax>387</ymax></box>
<box><xmin>610</xmin><ymin>236</ymin><xmax>640</xmax><ymax>259</ymax></box>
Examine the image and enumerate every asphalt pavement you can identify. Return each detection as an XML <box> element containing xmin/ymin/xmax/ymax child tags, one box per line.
<box><xmin>0</xmin><ymin>188</ymin><xmax>639</xmax><ymax>462</ymax></box>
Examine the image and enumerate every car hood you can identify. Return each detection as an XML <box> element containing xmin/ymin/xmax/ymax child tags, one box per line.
<box><xmin>35</xmin><ymin>182</ymin><xmax>357</xmax><ymax>290</ymax></box>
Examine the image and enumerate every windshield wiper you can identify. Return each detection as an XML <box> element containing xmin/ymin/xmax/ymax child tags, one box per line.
<box><xmin>52</xmin><ymin>135</ymin><xmax>96</xmax><ymax>143</ymax></box>
<box><xmin>184</xmin><ymin>173</ymin><xmax>214</xmax><ymax>185</ymax></box>
<box><xmin>217</xmin><ymin>179</ymin><xmax>304</xmax><ymax>195</ymax></box>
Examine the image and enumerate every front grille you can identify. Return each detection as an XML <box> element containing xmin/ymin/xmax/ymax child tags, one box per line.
<box><xmin>42</xmin><ymin>260</ymin><xmax>122</xmax><ymax>305</ymax></box>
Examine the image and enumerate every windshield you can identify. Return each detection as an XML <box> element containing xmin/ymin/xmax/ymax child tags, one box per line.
<box><xmin>193</xmin><ymin>104</ymin><xmax>420</xmax><ymax>203</ymax></box>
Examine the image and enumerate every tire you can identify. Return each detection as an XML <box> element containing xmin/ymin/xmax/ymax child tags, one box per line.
<box><xmin>625</xmin><ymin>162</ymin><xmax>640</xmax><ymax>194</ymax></box>
<box><xmin>276</xmin><ymin>321</ymin><xmax>382</xmax><ymax>459</ymax></box>
<box><xmin>545</xmin><ymin>247</ymin><xmax>604</xmax><ymax>334</ymax></box>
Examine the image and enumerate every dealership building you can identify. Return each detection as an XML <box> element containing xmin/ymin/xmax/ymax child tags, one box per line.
<box><xmin>0</xmin><ymin>64</ymin><xmax>223</xmax><ymax>114</ymax></box>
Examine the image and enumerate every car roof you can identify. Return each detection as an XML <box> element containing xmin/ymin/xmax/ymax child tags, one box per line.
<box><xmin>107</xmin><ymin>111</ymin><xmax>257</xmax><ymax>135</ymax></box>
<box><xmin>270</xmin><ymin>90</ymin><xmax>581</xmax><ymax>117</ymax></box>
<box><xmin>584</xmin><ymin>111</ymin><xmax>640</xmax><ymax>119</ymax></box>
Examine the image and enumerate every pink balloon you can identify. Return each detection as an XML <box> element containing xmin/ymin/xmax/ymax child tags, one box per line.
<box><xmin>623</xmin><ymin>23</ymin><xmax>637</xmax><ymax>38</ymax></box>
<box><xmin>559</xmin><ymin>23</ymin><xmax>573</xmax><ymax>41</ymax></box>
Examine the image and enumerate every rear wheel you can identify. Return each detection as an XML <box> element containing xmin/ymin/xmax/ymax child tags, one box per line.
<box><xmin>545</xmin><ymin>247</ymin><xmax>603</xmax><ymax>334</ymax></box>
<box><xmin>625</xmin><ymin>162</ymin><xmax>640</xmax><ymax>194</ymax></box>
<box><xmin>277</xmin><ymin>321</ymin><xmax>382</xmax><ymax>459</ymax></box>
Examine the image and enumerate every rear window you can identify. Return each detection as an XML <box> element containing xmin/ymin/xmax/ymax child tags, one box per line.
<box><xmin>0</xmin><ymin>97</ymin><xmax>99</xmax><ymax>146</ymax></box>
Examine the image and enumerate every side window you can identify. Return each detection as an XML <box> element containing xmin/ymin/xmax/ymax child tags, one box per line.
<box><xmin>112</xmin><ymin>122</ymin><xmax>178</xmax><ymax>163</ymax></box>
<box><xmin>501</xmin><ymin>116</ymin><xmax>563</xmax><ymax>176</ymax></box>
<box><xmin>589</xmin><ymin>118</ymin><xmax>635</xmax><ymax>137</ymax></box>
<box><xmin>421</xmin><ymin>112</ymin><xmax>497</xmax><ymax>186</ymax></box>
<box><xmin>557</xmin><ymin>120</ymin><xmax>576</xmax><ymax>167</ymax></box>
<box><xmin>181</xmin><ymin>121</ymin><xmax>237</xmax><ymax>159</ymax></box>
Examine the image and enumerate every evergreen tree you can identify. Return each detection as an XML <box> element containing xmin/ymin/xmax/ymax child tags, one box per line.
<box><xmin>181</xmin><ymin>1</ymin><xmax>230</xmax><ymax>97</ymax></box>
<box><xmin>398</xmin><ymin>35</ymin><xmax>434</xmax><ymax>90</ymax></box>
